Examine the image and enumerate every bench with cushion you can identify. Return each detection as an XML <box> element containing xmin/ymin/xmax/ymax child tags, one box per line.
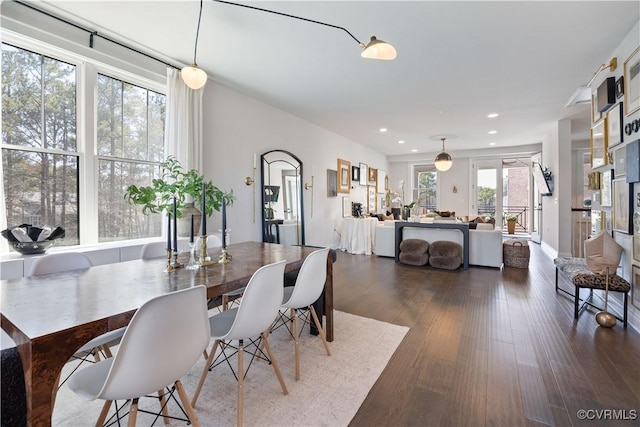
<box><xmin>554</xmin><ymin>257</ymin><xmax>630</xmax><ymax>327</ymax></box>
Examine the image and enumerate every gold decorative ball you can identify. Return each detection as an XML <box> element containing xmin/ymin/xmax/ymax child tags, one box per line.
<box><xmin>595</xmin><ymin>311</ymin><xmax>616</xmax><ymax>328</ymax></box>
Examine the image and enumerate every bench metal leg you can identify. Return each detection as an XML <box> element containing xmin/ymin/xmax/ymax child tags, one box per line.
<box><xmin>574</xmin><ymin>284</ymin><xmax>579</xmax><ymax>319</ymax></box>
<box><xmin>624</xmin><ymin>292</ymin><xmax>628</xmax><ymax>328</ymax></box>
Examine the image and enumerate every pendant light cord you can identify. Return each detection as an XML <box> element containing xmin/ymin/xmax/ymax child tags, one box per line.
<box><xmin>212</xmin><ymin>0</ymin><xmax>364</xmax><ymax>46</ymax></box>
<box><xmin>193</xmin><ymin>0</ymin><xmax>204</xmax><ymax>66</ymax></box>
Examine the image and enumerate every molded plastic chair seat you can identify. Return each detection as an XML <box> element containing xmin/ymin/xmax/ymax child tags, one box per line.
<box><xmin>192</xmin><ymin>260</ymin><xmax>289</xmax><ymax>427</ymax></box>
<box><xmin>67</xmin><ymin>286</ymin><xmax>210</xmax><ymax>426</ymax></box>
<box><xmin>140</xmin><ymin>241</ymin><xmax>168</xmax><ymax>259</ymax></box>
<box><xmin>272</xmin><ymin>248</ymin><xmax>331</xmax><ymax>380</ymax></box>
<box><xmin>28</xmin><ymin>252</ymin><xmax>126</xmax><ymax>392</ymax></box>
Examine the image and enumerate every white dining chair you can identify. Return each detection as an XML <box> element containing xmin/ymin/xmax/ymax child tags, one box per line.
<box><xmin>28</xmin><ymin>252</ymin><xmax>127</xmax><ymax>393</ymax></box>
<box><xmin>140</xmin><ymin>241</ymin><xmax>168</xmax><ymax>259</ymax></box>
<box><xmin>191</xmin><ymin>260</ymin><xmax>289</xmax><ymax>427</ymax></box>
<box><xmin>67</xmin><ymin>286</ymin><xmax>210</xmax><ymax>426</ymax></box>
<box><xmin>272</xmin><ymin>248</ymin><xmax>332</xmax><ymax>380</ymax></box>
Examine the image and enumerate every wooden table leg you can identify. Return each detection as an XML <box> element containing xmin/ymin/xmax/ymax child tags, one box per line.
<box><xmin>324</xmin><ymin>256</ymin><xmax>334</xmax><ymax>342</ymax></box>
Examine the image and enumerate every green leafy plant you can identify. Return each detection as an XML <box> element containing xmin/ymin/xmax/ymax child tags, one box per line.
<box><xmin>124</xmin><ymin>156</ymin><xmax>234</xmax><ymax>217</ymax></box>
<box><xmin>505</xmin><ymin>215</ymin><xmax>517</xmax><ymax>222</ymax></box>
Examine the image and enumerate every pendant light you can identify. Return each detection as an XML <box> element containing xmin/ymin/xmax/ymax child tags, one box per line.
<box><xmin>435</xmin><ymin>138</ymin><xmax>452</xmax><ymax>171</ymax></box>
<box><xmin>181</xmin><ymin>0</ymin><xmax>208</xmax><ymax>89</ymax></box>
<box><xmin>361</xmin><ymin>36</ymin><xmax>397</xmax><ymax>60</ymax></box>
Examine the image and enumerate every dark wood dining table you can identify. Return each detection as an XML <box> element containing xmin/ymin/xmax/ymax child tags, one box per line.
<box><xmin>0</xmin><ymin>241</ymin><xmax>334</xmax><ymax>427</ymax></box>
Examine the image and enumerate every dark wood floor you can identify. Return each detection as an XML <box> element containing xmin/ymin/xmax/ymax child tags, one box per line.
<box><xmin>332</xmin><ymin>243</ymin><xmax>640</xmax><ymax>427</ymax></box>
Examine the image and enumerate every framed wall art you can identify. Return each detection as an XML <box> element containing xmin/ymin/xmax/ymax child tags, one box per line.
<box><xmin>633</xmin><ymin>265</ymin><xmax>640</xmax><ymax>310</ymax></box>
<box><xmin>613</xmin><ymin>145</ymin><xmax>626</xmax><ymax>178</ymax></box>
<box><xmin>337</xmin><ymin>158</ymin><xmax>351</xmax><ymax>193</ymax></box>
<box><xmin>603</xmin><ymin>210</ymin><xmax>612</xmax><ymax>233</ymax></box>
<box><xmin>359</xmin><ymin>163</ymin><xmax>368</xmax><ymax>186</ymax></box>
<box><xmin>601</xmin><ymin>169</ymin><xmax>612</xmax><ymax>207</ymax></box>
<box><xmin>351</xmin><ymin>165</ymin><xmax>360</xmax><ymax>182</ymax></box>
<box><xmin>624</xmin><ymin>45</ymin><xmax>640</xmax><ymax>116</ymax></box>
<box><xmin>588</xmin><ymin>171</ymin><xmax>601</xmax><ymax>190</ymax></box>
<box><xmin>367</xmin><ymin>185</ymin><xmax>377</xmax><ymax>213</ymax></box>
<box><xmin>368</xmin><ymin>167</ymin><xmax>377</xmax><ymax>186</ymax></box>
<box><xmin>342</xmin><ymin>196</ymin><xmax>351</xmax><ymax>217</ymax></box>
<box><xmin>377</xmin><ymin>170</ymin><xmax>387</xmax><ymax>194</ymax></box>
<box><xmin>591</xmin><ymin>209</ymin><xmax>602</xmax><ymax>235</ymax></box>
<box><xmin>591</xmin><ymin>119</ymin><xmax>608</xmax><ymax>168</ymax></box>
<box><xmin>326</xmin><ymin>169</ymin><xmax>337</xmax><ymax>197</ymax></box>
<box><xmin>612</xmin><ymin>178</ymin><xmax>631</xmax><ymax>234</ymax></box>
<box><xmin>607</xmin><ymin>102</ymin><xmax>623</xmax><ymax>148</ymax></box>
<box><xmin>592</xmin><ymin>93</ymin><xmax>602</xmax><ymax>124</ymax></box>
<box><xmin>616</xmin><ymin>76</ymin><xmax>624</xmax><ymax>99</ymax></box>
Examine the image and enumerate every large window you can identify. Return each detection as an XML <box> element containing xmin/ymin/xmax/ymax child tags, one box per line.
<box><xmin>1</xmin><ymin>41</ymin><xmax>166</xmax><ymax>249</ymax></box>
<box><xmin>97</xmin><ymin>74</ymin><xmax>165</xmax><ymax>242</ymax></box>
<box><xmin>412</xmin><ymin>165</ymin><xmax>437</xmax><ymax>211</ymax></box>
<box><xmin>2</xmin><ymin>44</ymin><xmax>79</xmax><ymax>245</ymax></box>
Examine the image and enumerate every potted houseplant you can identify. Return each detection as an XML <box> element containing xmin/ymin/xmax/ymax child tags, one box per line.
<box><xmin>124</xmin><ymin>156</ymin><xmax>234</xmax><ymax>235</ymax></box>
<box><xmin>505</xmin><ymin>215</ymin><xmax>517</xmax><ymax>234</ymax></box>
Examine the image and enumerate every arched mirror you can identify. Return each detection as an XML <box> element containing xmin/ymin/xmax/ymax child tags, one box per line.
<box><xmin>261</xmin><ymin>150</ymin><xmax>305</xmax><ymax>245</ymax></box>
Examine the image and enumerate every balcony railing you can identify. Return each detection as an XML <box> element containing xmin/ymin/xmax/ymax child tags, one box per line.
<box><xmin>477</xmin><ymin>204</ymin><xmax>529</xmax><ymax>233</ymax></box>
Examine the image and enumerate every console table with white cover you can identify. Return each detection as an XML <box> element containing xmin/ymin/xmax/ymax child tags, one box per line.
<box><xmin>338</xmin><ymin>217</ymin><xmax>379</xmax><ymax>255</ymax></box>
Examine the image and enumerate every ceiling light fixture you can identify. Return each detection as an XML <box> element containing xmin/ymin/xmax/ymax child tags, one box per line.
<box><xmin>488</xmin><ymin>130</ymin><xmax>497</xmax><ymax>134</ymax></box>
<box><xmin>181</xmin><ymin>0</ymin><xmax>208</xmax><ymax>89</ymax></box>
<box><xmin>398</xmin><ymin>140</ymin><xmax>405</xmax><ymax>144</ymax></box>
<box><xmin>212</xmin><ymin>0</ymin><xmax>396</xmax><ymax>60</ymax></box>
<box><xmin>379</xmin><ymin>128</ymin><xmax>388</xmax><ymax>132</ymax></box>
<box><xmin>434</xmin><ymin>138</ymin><xmax>452</xmax><ymax>171</ymax></box>
<box><xmin>487</xmin><ymin>113</ymin><xmax>499</xmax><ymax>118</ymax></box>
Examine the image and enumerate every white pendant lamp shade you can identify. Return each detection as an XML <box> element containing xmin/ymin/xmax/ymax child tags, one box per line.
<box><xmin>361</xmin><ymin>36</ymin><xmax>397</xmax><ymax>60</ymax></box>
<box><xmin>181</xmin><ymin>65</ymin><xmax>208</xmax><ymax>89</ymax></box>
<box><xmin>434</xmin><ymin>137</ymin><xmax>452</xmax><ymax>171</ymax></box>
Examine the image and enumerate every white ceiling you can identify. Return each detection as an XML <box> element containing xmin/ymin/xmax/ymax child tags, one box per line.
<box><xmin>35</xmin><ymin>1</ymin><xmax>640</xmax><ymax>158</ymax></box>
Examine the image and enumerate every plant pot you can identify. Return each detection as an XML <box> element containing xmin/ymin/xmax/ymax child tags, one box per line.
<box><xmin>507</xmin><ymin>220</ymin><xmax>516</xmax><ymax>234</ymax></box>
<box><xmin>179</xmin><ymin>202</ymin><xmax>201</xmax><ymax>237</ymax></box>
<box><xmin>402</xmin><ymin>207</ymin><xmax>411</xmax><ymax>220</ymax></box>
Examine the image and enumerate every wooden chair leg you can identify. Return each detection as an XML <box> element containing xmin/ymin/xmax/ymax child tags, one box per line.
<box><xmin>157</xmin><ymin>389</ymin><xmax>170</xmax><ymax>425</ymax></box>
<box><xmin>128</xmin><ymin>398</ymin><xmax>139</xmax><ymax>427</ymax></box>
<box><xmin>261</xmin><ymin>332</ymin><xmax>288</xmax><ymax>395</ymax></box>
<box><xmin>175</xmin><ymin>380</ymin><xmax>201</xmax><ymax>427</ymax></box>
<box><xmin>310</xmin><ymin>306</ymin><xmax>332</xmax><ymax>356</ymax></box>
<box><xmin>192</xmin><ymin>340</ymin><xmax>220</xmax><ymax>407</ymax></box>
<box><xmin>102</xmin><ymin>344</ymin><xmax>113</xmax><ymax>358</ymax></box>
<box><xmin>238</xmin><ymin>339</ymin><xmax>244</xmax><ymax>427</ymax></box>
<box><xmin>95</xmin><ymin>400</ymin><xmax>112</xmax><ymax>427</ymax></box>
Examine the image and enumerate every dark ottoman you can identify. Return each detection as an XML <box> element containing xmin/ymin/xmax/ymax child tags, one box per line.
<box><xmin>399</xmin><ymin>239</ymin><xmax>429</xmax><ymax>266</ymax></box>
<box><xmin>429</xmin><ymin>240</ymin><xmax>462</xmax><ymax>270</ymax></box>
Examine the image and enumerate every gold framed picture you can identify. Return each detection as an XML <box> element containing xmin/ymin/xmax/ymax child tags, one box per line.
<box><xmin>624</xmin><ymin>45</ymin><xmax>640</xmax><ymax>117</ymax></box>
<box><xmin>337</xmin><ymin>158</ymin><xmax>351</xmax><ymax>193</ymax></box>
<box><xmin>590</xmin><ymin>119</ymin><xmax>608</xmax><ymax>168</ymax></box>
<box><xmin>368</xmin><ymin>167</ymin><xmax>377</xmax><ymax>185</ymax></box>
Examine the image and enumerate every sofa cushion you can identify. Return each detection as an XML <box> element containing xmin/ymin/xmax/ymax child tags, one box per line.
<box><xmin>399</xmin><ymin>238</ymin><xmax>429</xmax><ymax>254</ymax></box>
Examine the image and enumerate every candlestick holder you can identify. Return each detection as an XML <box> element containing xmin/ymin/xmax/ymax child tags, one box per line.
<box><xmin>198</xmin><ymin>234</ymin><xmax>216</xmax><ymax>266</ymax></box>
<box><xmin>218</xmin><ymin>247</ymin><xmax>232</xmax><ymax>264</ymax></box>
<box><xmin>172</xmin><ymin>251</ymin><xmax>184</xmax><ymax>269</ymax></box>
<box><xmin>165</xmin><ymin>248</ymin><xmax>176</xmax><ymax>272</ymax></box>
<box><xmin>185</xmin><ymin>242</ymin><xmax>199</xmax><ymax>270</ymax></box>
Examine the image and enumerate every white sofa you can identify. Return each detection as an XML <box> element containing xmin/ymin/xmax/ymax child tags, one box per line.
<box><xmin>374</xmin><ymin>221</ymin><xmax>503</xmax><ymax>268</ymax></box>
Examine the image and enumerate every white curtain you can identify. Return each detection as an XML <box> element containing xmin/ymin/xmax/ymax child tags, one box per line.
<box><xmin>0</xmin><ymin>148</ymin><xmax>8</xmax><ymax>254</ymax></box>
<box><xmin>164</xmin><ymin>68</ymin><xmax>204</xmax><ymax>172</ymax></box>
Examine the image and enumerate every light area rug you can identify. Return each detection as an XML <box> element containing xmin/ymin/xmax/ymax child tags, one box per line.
<box><xmin>52</xmin><ymin>310</ymin><xmax>409</xmax><ymax>426</ymax></box>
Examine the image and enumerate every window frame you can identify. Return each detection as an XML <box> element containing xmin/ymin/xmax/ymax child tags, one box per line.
<box><xmin>2</xmin><ymin>31</ymin><xmax>167</xmax><ymax>250</ymax></box>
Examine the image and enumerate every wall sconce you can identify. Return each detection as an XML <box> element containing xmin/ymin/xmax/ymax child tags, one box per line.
<box><xmin>452</xmin><ymin>186</ymin><xmax>458</xmax><ymax>193</ymax></box>
<box><xmin>245</xmin><ymin>153</ymin><xmax>257</xmax><ymax>223</ymax></box>
<box><xmin>305</xmin><ymin>175</ymin><xmax>314</xmax><ymax>218</ymax></box>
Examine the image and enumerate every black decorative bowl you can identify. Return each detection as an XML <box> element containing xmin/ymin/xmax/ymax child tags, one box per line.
<box><xmin>10</xmin><ymin>240</ymin><xmax>54</xmax><ymax>255</ymax></box>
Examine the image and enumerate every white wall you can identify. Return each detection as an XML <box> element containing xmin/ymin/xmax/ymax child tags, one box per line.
<box><xmin>201</xmin><ymin>82</ymin><xmax>388</xmax><ymax>248</ymax></box>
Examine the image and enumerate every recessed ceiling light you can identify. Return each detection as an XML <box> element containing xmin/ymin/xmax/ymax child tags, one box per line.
<box><xmin>379</xmin><ymin>128</ymin><xmax>388</xmax><ymax>132</ymax></box>
<box><xmin>398</xmin><ymin>140</ymin><xmax>405</xmax><ymax>144</ymax></box>
<box><xmin>487</xmin><ymin>113</ymin><xmax>499</xmax><ymax>118</ymax></box>
<box><xmin>489</xmin><ymin>142</ymin><xmax>496</xmax><ymax>146</ymax></box>
<box><xmin>488</xmin><ymin>130</ymin><xmax>497</xmax><ymax>134</ymax></box>
<box><xmin>411</xmin><ymin>149</ymin><xmax>418</xmax><ymax>152</ymax></box>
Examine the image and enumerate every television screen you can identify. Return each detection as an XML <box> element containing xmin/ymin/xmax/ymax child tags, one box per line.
<box><xmin>532</xmin><ymin>163</ymin><xmax>553</xmax><ymax>196</ymax></box>
<box><xmin>264</xmin><ymin>185</ymin><xmax>280</xmax><ymax>203</ymax></box>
